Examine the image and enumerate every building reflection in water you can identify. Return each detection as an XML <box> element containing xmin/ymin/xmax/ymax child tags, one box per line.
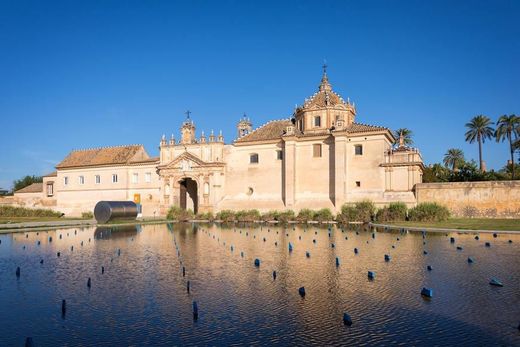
<box><xmin>94</xmin><ymin>225</ymin><xmax>142</xmax><ymax>240</ymax></box>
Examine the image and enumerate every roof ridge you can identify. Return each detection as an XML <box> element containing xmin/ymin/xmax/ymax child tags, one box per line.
<box><xmin>70</xmin><ymin>144</ymin><xmax>143</xmax><ymax>152</ymax></box>
<box><xmin>351</xmin><ymin>122</ymin><xmax>388</xmax><ymax>129</ymax></box>
<box><xmin>237</xmin><ymin>118</ymin><xmax>291</xmax><ymax>139</ymax></box>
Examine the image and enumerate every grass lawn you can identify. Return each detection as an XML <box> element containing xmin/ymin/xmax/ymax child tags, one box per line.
<box><xmin>386</xmin><ymin>218</ymin><xmax>520</xmax><ymax>231</ymax></box>
<box><xmin>0</xmin><ymin>217</ymin><xmax>86</xmax><ymax>224</ymax></box>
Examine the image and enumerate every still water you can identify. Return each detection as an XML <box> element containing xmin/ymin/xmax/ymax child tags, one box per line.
<box><xmin>0</xmin><ymin>223</ymin><xmax>519</xmax><ymax>346</ymax></box>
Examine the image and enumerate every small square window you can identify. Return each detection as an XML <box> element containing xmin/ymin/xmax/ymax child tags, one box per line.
<box><xmin>355</xmin><ymin>145</ymin><xmax>363</xmax><ymax>155</ymax></box>
<box><xmin>313</xmin><ymin>144</ymin><xmax>322</xmax><ymax>157</ymax></box>
<box><xmin>277</xmin><ymin>150</ymin><xmax>283</xmax><ymax>160</ymax></box>
<box><xmin>250</xmin><ymin>153</ymin><xmax>259</xmax><ymax>164</ymax></box>
<box><xmin>355</xmin><ymin>181</ymin><xmax>361</xmax><ymax>187</ymax></box>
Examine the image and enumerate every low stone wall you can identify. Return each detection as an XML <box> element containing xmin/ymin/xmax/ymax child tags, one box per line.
<box><xmin>415</xmin><ymin>181</ymin><xmax>520</xmax><ymax>218</ymax></box>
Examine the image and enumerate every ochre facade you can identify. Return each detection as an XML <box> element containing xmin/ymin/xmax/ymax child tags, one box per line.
<box><xmin>14</xmin><ymin>70</ymin><xmax>424</xmax><ymax>217</ymax></box>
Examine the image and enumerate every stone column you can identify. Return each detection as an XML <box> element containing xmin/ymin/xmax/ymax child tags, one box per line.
<box><xmin>283</xmin><ymin>138</ymin><xmax>297</xmax><ymax>208</ymax></box>
<box><xmin>333</xmin><ymin>135</ymin><xmax>348</xmax><ymax>209</ymax></box>
<box><xmin>169</xmin><ymin>176</ymin><xmax>175</xmax><ymax>206</ymax></box>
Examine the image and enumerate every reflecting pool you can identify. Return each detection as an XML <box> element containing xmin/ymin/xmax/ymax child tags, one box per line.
<box><xmin>0</xmin><ymin>223</ymin><xmax>519</xmax><ymax>346</ymax></box>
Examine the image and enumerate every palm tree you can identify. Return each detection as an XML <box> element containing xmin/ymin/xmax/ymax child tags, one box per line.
<box><xmin>394</xmin><ymin>128</ymin><xmax>413</xmax><ymax>147</ymax></box>
<box><xmin>464</xmin><ymin>115</ymin><xmax>494</xmax><ymax>171</ymax></box>
<box><xmin>495</xmin><ymin>114</ymin><xmax>520</xmax><ymax>179</ymax></box>
<box><xmin>443</xmin><ymin>148</ymin><xmax>465</xmax><ymax>170</ymax></box>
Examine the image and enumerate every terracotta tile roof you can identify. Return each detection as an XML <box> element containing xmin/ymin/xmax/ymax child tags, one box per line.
<box><xmin>235</xmin><ymin>119</ymin><xmax>293</xmax><ymax>143</ymax></box>
<box><xmin>235</xmin><ymin>120</ymin><xmax>391</xmax><ymax>143</ymax></box>
<box><xmin>345</xmin><ymin>122</ymin><xmax>389</xmax><ymax>133</ymax></box>
<box><xmin>131</xmin><ymin>156</ymin><xmax>160</xmax><ymax>164</ymax></box>
<box><xmin>15</xmin><ymin>183</ymin><xmax>43</xmax><ymax>193</ymax></box>
<box><xmin>43</xmin><ymin>171</ymin><xmax>57</xmax><ymax>177</ymax></box>
<box><xmin>56</xmin><ymin>145</ymin><xmax>149</xmax><ymax>169</ymax></box>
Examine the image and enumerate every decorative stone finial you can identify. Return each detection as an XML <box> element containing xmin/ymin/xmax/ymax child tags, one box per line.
<box><xmin>319</xmin><ymin>62</ymin><xmax>332</xmax><ymax>92</ymax></box>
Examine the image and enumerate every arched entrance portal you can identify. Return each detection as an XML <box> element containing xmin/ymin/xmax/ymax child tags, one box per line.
<box><xmin>179</xmin><ymin>178</ymin><xmax>198</xmax><ymax>214</ymax></box>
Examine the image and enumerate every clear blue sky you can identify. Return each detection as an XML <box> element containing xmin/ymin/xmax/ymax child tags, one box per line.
<box><xmin>1</xmin><ymin>0</ymin><xmax>519</xmax><ymax>189</ymax></box>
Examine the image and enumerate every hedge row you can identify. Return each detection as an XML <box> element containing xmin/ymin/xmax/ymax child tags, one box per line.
<box><xmin>166</xmin><ymin>201</ymin><xmax>450</xmax><ymax>223</ymax></box>
<box><xmin>0</xmin><ymin>205</ymin><xmax>62</xmax><ymax>218</ymax></box>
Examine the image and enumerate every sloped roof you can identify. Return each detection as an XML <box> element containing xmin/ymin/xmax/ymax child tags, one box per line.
<box><xmin>43</xmin><ymin>171</ymin><xmax>57</xmax><ymax>177</ymax></box>
<box><xmin>56</xmin><ymin>145</ymin><xmax>150</xmax><ymax>169</ymax></box>
<box><xmin>235</xmin><ymin>119</ymin><xmax>293</xmax><ymax>143</ymax></box>
<box><xmin>15</xmin><ymin>183</ymin><xmax>43</xmax><ymax>194</ymax></box>
<box><xmin>235</xmin><ymin>120</ymin><xmax>391</xmax><ymax>143</ymax></box>
<box><xmin>345</xmin><ymin>123</ymin><xmax>389</xmax><ymax>134</ymax></box>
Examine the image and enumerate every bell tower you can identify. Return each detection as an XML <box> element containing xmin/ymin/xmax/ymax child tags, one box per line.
<box><xmin>180</xmin><ymin>110</ymin><xmax>196</xmax><ymax>144</ymax></box>
<box><xmin>237</xmin><ymin>114</ymin><xmax>253</xmax><ymax>139</ymax></box>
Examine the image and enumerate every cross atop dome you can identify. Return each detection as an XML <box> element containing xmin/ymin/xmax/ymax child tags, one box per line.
<box><xmin>319</xmin><ymin>61</ymin><xmax>332</xmax><ymax>92</ymax></box>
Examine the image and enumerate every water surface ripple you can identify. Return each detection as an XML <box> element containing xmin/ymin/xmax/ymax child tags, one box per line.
<box><xmin>0</xmin><ymin>223</ymin><xmax>519</xmax><ymax>346</ymax></box>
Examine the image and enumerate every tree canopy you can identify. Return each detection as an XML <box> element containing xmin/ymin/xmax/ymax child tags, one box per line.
<box><xmin>394</xmin><ymin>128</ymin><xmax>413</xmax><ymax>147</ymax></box>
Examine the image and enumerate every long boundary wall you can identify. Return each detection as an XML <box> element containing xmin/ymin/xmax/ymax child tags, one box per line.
<box><xmin>415</xmin><ymin>181</ymin><xmax>520</xmax><ymax>218</ymax></box>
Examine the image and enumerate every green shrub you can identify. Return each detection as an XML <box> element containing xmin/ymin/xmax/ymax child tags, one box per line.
<box><xmin>167</xmin><ymin>206</ymin><xmax>194</xmax><ymax>221</ymax></box>
<box><xmin>81</xmin><ymin>211</ymin><xmax>94</xmax><ymax>219</ymax></box>
<box><xmin>0</xmin><ymin>205</ymin><xmax>62</xmax><ymax>218</ymax></box>
<box><xmin>216</xmin><ymin>210</ymin><xmax>236</xmax><ymax>223</ymax></box>
<box><xmin>276</xmin><ymin>210</ymin><xmax>295</xmax><ymax>224</ymax></box>
<box><xmin>408</xmin><ymin>202</ymin><xmax>450</xmax><ymax>222</ymax></box>
<box><xmin>296</xmin><ymin>209</ymin><xmax>314</xmax><ymax>223</ymax></box>
<box><xmin>235</xmin><ymin>209</ymin><xmax>261</xmax><ymax>222</ymax></box>
<box><xmin>375</xmin><ymin>202</ymin><xmax>408</xmax><ymax>222</ymax></box>
<box><xmin>313</xmin><ymin>208</ymin><xmax>334</xmax><ymax>222</ymax></box>
<box><xmin>337</xmin><ymin>205</ymin><xmax>357</xmax><ymax>224</ymax></box>
<box><xmin>338</xmin><ymin>200</ymin><xmax>376</xmax><ymax>223</ymax></box>
<box><xmin>195</xmin><ymin>211</ymin><xmax>214</xmax><ymax>221</ymax></box>
<box><xmin>261</xmin><ymin>210</ymin><xmax>280</xmax><ymax>222</ymax></box>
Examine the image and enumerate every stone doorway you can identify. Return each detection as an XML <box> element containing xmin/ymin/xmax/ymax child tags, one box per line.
<box><xmin>179</xmin><ymin>178</ymin><xmax>198</xmax><ymax>214</ymax></box>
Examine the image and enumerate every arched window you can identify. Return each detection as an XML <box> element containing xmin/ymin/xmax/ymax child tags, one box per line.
<box><xmin>250</xmin><ymin>153</ymin><xmax>259</xmax><ymax>164</ymax></box>
<box><xmin>204</xmin><ymin>182</ymin><xmax>210</xmax><ymax>195</ymax></box>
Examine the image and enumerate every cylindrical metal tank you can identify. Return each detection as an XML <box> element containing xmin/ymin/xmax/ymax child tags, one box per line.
<box><xmin>94</xmin><ymin>201</ymin><xmax>138</xmax><ymax>224</ymax></box>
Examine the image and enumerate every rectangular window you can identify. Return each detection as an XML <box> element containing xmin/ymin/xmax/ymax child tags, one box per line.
<box><xmin>355</xmin><ymin>181</ymin><xmax>361</xmax><ymax>187</ymax></box>
<box><xmin>112</xmin><ymin>174</ymin><xmax>118</xmax><ymax>183</ymax></box>
<box><xmin>277</xmin><ymin>150</ymin><xmax>283</xmax><ymax>160</ymax></box>
<box><xmin>314</xmin><ymin>116</ymin><xmax>321</xmax><ymax>127</ymax></box>
<box><xmin>64</xmin><ymin>177</ymin><xmax>69</xmax><ymax>186</ymax></box>
<box><xmin>79</xmin><ymin>176</ymin><xmax>85</xmax><ymax>185</ymax></box>
<box><xmin>46</xmin><ymin>183</ymin><xmax>53</xmax><ymax>197</ymax></box>
<box><xmin>355</xmin><ymin>145</ymin><xmax>363</xmax><ymax>155</ymax></box>
<box><xmin>95</xmin><ymin>175</ymin><xmax>101</xmax><ymax>184</ymax></box>
<box><xmin>250</xmin><ymin>153</ymin><xmax>259</xmax><ymax>164</ymax></box>
<box><xmin>132</xmin><ymin>173</ymin><xmax>138</xmax><ymax>184</ymax></box>
<box><xmin>145</xmin><ymin>172</ymin><xmax>151</xmax><ymax>183</ymax></box>
<box><xmin>313</xmin><ymin>144</ymin><xmax>322</xmax><ymax>157</ymax></box>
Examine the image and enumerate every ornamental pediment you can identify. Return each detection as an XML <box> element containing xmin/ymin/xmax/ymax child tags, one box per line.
<box><xmin>158</xmin><ymin>151</ymin><xmax>224</xmax><ymax>172</ymax></box>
